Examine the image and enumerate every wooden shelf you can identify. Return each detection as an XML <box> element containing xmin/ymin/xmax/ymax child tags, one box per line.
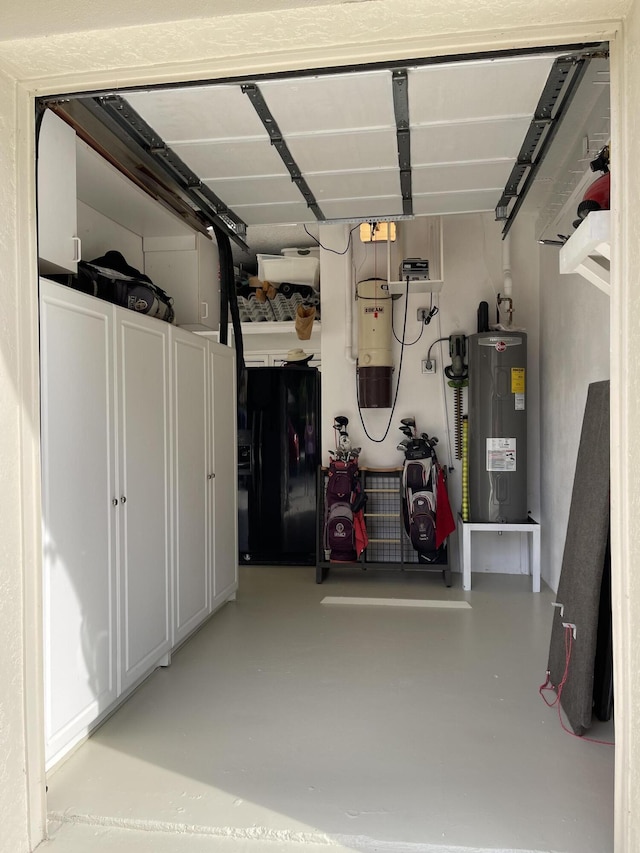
<box><xmin>559</xmin><ymin>210</ymin><xmax>610</xmax><ymax>296</ymax></box>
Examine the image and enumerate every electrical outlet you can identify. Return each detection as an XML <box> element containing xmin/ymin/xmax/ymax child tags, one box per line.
<box><xmin>422</xmin><ymin>358</ymin><xmax>436</xmax><ymax>374</ymax></box>
<box><xmin>417</xmin><ymin>307</ymin><xmax>428</xmax><ymax>322</ymax></box>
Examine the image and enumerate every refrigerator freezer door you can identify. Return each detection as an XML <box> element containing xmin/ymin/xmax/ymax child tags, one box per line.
<box><xmin>238</xmin><ymin>367</ymin><xmax>320</xmax><ymax>564</ymax></box>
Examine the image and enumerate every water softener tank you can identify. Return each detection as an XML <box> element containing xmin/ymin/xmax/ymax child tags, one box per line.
<box><xmin>468</xmin><ymin>331</ymin><xmax>527</xmax><ymax>522</ymax></box>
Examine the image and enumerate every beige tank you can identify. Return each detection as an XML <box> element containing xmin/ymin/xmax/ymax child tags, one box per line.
<box><xmin>356</xmin><ymin>278</ymin><xmax>393</xmax><ymax>408</ymax></box>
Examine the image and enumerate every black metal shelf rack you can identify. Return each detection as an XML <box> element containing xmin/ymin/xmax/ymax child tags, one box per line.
<box><xmin>316</xmin><ymin>466</ymin><xmax>451</xmax><ymax>586</ymax></box>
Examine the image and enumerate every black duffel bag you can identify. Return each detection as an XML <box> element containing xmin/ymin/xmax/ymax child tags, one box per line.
<box><xmin>77</xmin><ymin>250</ymin><xmax>175</xmax><ymax>324</ymax></box>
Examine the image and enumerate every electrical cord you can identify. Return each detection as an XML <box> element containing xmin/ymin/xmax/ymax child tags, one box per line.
<box><xmin>426</xmin><ymin>335</ymin><xmax>448</xmax><ymax>364</ymax></box>
<box><xmin>304</xmin><ymin>223</ymin><xmax>360</xmax><ymax>255</ymax></box>
<box><xmin>392</xmin><ymin>278</ymin><xmax>424</xmax><ymax>345</ymax></box>
<box><xmin>356</xmin><ymin>278</ymin><xmax>410</xmax><ymax>443</ymax></box>
<box><xmin>394</xmin><ymin>291</ymin><xmax>438</xmax><ymax>345</ymax></box>
<box><xmin>539</xmin><ymin>625</ymin><xmax>614</xmax><ymax>746</ymax></box>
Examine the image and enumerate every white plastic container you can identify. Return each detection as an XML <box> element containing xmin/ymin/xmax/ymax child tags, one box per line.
<box><xmin>257</xmin><ymin>253</ymin><xmax>320</xmax><ymax>289</ymax></box>
<box><xmin>281</xmin><ymin>247</ymin><xmax>320</xmax><ymax>260</ymax></box>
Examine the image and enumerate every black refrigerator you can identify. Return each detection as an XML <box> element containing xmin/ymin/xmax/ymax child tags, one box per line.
<box><xmin>237</xmin><ymin>366</ymin><xmax>321</xmax><ymax>564</ymax></box>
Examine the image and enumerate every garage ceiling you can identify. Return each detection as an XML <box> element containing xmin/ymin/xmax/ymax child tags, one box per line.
<box><xmin>123</xmin><ymin>54</ymin><xmax>557</xmax><ymax>230</ymax></box>
<box><xmin>57</xmin><ymin>45</ymin><xmax>609</xmax><ymax>260</ymax></box>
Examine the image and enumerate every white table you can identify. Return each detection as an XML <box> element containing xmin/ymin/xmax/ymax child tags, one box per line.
<box><xmin>457</xmin><ymin>515</ymin><xmax>541</xmax><ymax>592</ymax></box>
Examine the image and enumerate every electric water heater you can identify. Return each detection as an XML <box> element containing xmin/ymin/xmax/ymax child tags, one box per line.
<box><xmin>356</xmin><ymin>278</ymin><xmax>393</xmax><ymax>408</ymax></box>
<box><xmin>468</xmin><ymin>331</ymin><xmax>527</xmax><ymax>522</ymax></box>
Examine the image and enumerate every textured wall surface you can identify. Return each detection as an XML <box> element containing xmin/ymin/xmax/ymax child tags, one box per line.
<box><xmin>617</xmin><ymin>5</ymin><xmax>640</xmax><ymax>850</ymax></box>
<box><xmin>0</xmin><ymin>69</ymin><xmax>29</xmax><ymax>852</ymax></box>
<box><xmin>0</xmin><ymin>1</ymin><xmax>628</xmax><ymax>86</ymax></box>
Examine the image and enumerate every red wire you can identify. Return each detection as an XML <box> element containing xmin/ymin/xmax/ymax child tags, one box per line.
<box><xmin>539</xmin><ymin>625</ymin><xmax>614</xmax><ymax>746</ymax></box>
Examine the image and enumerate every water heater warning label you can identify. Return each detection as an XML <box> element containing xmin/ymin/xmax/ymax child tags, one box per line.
<box><xmin>511</xmin><ymin>368</ymin><xmax>525</xmax><ymax>393</ymax></box>
<box><xmin>486</xmin><ymin>438</ymin><xmax>517</xmax><ymax>472</ymax></box>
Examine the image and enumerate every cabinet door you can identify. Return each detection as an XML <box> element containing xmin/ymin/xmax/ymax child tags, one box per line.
<box><xmin>196</xmin><ymin>232</ymin><xmax>220</xmax><ymax>330</ymax></box>
<box><xmin>40</xmin><ymin>280</ymin><xmax>117</xmax><ymax>765</ymax></box>
<box><xmin>171</xmin><ymin>328</ymin><xmax>210</xmax><ymax>643</ymax></box>
<box><xmin>209</xmin><ymin>344</ymin><xmax>238</xmax><ymax>604</ymax></box>
<box><xmin>38</xmin><ymin>111</ymin><xmax>79</xmax><ymax>274</ymax></box>
<box><xmin>116</xmin><ymin>311</ymin><xmax>172</xmax><ymax>694</ymax></box>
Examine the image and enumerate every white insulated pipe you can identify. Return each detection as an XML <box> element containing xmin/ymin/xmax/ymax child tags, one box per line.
<box><xmin>345</xmin><ymin>272</ymin><xmax>356</xmax><ymax>363</ymax></box>
<box><xmin>500</xmin><ymin>233</ymin><xmax>514</xmax><ymax>326</ymax></box>
<box><xmin>502</xmin><ymin>233</ymin><xmax>513</xmax><ymax>298</ymax></box>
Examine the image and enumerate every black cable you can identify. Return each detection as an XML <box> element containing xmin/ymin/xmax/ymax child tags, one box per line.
<box><xmin>427</xmin><ymin>335</ymin><xmax>449</xmax><ymax>363</ymax></box>
<box><xmin>303</xmin><ymin>223</ymin><xmax>360</xmax><ymax>255</ymax></box>
<box><xmin>213</xmin><ymin>223</ymin><xmax>245</xmax><ymax>386</ymax></box>
<box><xmin>392</xmin><ymin>279</ymin><xmax>424</xmax><ymax>345</ymax></box>
<box><xmin>356</xmin><ymin>278</ymin><xmax>410</xmax><ymax>443</ymax></box>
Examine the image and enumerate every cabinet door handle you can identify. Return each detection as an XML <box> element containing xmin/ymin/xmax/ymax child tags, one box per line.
<box><xmin>120</xmin><ymin>496</ymin><xmax>127</xmax><ymax>504</ymax></box>
<box><xmin>72</xmin><ymin>236</ymin><xmax>82</xmax><ymax>263</ymax></box>
<box><xmin>201</xmin><ymin>301</ymin><xmax>209</xmax><ymax>320</ymax></box>
<box><xmin>112</xmin><ymin>498</ymin><xmax>119</xmax><ymax>507</ymax></box>
<box><xmin>207</xmin><ymin>473</ymin><xmax>215</xmax><ymax>480</ymax></box>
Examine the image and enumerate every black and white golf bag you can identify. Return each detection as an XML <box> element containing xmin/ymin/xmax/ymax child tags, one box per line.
<box><xmin>398</xmin><ymin>420</ymin><xmax>446</xmax><ymax>564</ymax></box>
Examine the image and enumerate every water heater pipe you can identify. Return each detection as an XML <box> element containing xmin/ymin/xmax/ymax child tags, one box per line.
<box><xmin>502</xmin><ymin>233</ymin><xmax>513</xmax><ymax>298</ymax></box>
<box><xmin>499</xmin><ymin>234</ymin><xmax>514</xmax><ymax>326</ymax></box>
<box><xmin>345</xmin><ymin>271</ymin><xmax>356</xmax><ymax>364</ymax></box>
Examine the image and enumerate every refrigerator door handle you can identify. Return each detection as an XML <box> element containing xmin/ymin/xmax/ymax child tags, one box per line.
<box><xmin>252</xmin><ymin>410</ymin><xmax>261</xmax><ymax>494</ymax></box>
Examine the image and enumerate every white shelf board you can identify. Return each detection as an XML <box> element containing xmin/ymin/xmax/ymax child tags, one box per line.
<box><xmin>237</xmin><ymin>320</ymin><xmax>320</xmax><ymax>335</ymax></box>
<box><xmin>559</xmin><ymin>210</ymin><xmax>610</xmax><ymax>296</ymax></box>
<box><xmin>386</xmin><ymin>280</ymin><xmax>444</xmax><ymax>295</ymax></box>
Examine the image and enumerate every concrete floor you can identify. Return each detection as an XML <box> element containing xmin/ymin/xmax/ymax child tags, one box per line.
<box><xmin>42</xmin><ymin>565</ymin><xmax>615</xmax><ymax>853</ymax></box>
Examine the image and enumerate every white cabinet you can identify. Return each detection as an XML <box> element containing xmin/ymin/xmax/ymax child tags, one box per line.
<box><xmin>209</xmin><ymin>344</ymin><xmax>238</xmax><ymax>604</ymax></box>
<box><xmin>40</xmin><ymin>280</ymin><xmax>238</xmax><ymax>766</ymax></box>
<box><xmin>171</xmin><ymin>328</ymin><xmax>211</xmax><ymax>644</ymax></box>
<box><xmin>144</xmin><ymin>233</ymin><xmax>220</xmax><ymax>331</ymax></box>
<box><xmin>116</xmin><ymin>314</ymin><xmax>172</xmax><ymax>693</ymax></box>
<box><xmin>40</xmin><ymin>280</ymin><xmax>172</xmax><ymax>764</ymax></box>
<box><xmin>171</xmin><ymin>330</ymin><xmax>238</xmax><ymax>630</ymax></box>
<box><xmin>40</xmin><ymin>282</ymin><xmax>118</xmax><ymax>765</ymax></box>
<box><xmin>38</xmin><ymin>111</ymin><xmax>80</xmax><ymax>274</ymax></box>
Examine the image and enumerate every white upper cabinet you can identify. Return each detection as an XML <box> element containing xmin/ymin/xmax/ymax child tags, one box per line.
<box><xmin>144</xmin><ymin>232</ymin><xmax>220</xmax><ymax>331</ymax></box>
<box><xmin>38</xmin><ymin>111</ymin><xmax>80</xmax><ymax>274</ymax></box>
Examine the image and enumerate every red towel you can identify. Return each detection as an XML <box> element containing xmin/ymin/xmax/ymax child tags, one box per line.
<box><xmin>354</xmin><ymin>510</ymin><xmax>369</xmax><ymax>556</ymax></box>
<box><xmin>436</xmin><ymin>466</ymin><xmax>456</xmax><ymax>548</ymax></box>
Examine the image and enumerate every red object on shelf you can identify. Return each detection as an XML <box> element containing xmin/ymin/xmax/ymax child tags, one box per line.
<box><xmin>576</xmin><ymin>172</ymin><xmax>610</xmax><ymax>222</ymax></box>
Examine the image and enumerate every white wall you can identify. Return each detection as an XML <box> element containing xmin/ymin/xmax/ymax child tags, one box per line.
<box><xmin>0</xmin><ymin>68</ymin><xmax>31</xmax><ymax>852</ymax></box>
<box><xmin>538</xmin><ymin>245</ymin><xmax>610</xmax><ymax>592</ymax></box>
<box><xmin>319</xmin><ymin>213</ymin><xmax>540</xmax><ymax>574</ymax></box>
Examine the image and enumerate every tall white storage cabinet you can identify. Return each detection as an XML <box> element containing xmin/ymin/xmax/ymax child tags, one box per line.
<box><xmin>210</xmin><ymin>344</ymin><xmax>238</xmax><ymax>603</ymax></box>
<box><xmin>171</xmin><ymin>330</ymin><xmax>238</xmax><ymax>637</ymax></box>
<box><xmin>116</xmin><ymin>315</ymin><xmax>172</xmax><ymax>694</ymax></box>
<box><xmin>171</xmin><ymin>328</ymin><xmax>211</xmax><ymax>644</ymax></box>
<box><xmin>40</xmin><ymin>280</ymin><xmax>238</xmax><ymax>767</ymax></box>
<box><xmin>40</xmin><ymin>282</ymin><xmax>118</xmax><ymax>765</ymax></box>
